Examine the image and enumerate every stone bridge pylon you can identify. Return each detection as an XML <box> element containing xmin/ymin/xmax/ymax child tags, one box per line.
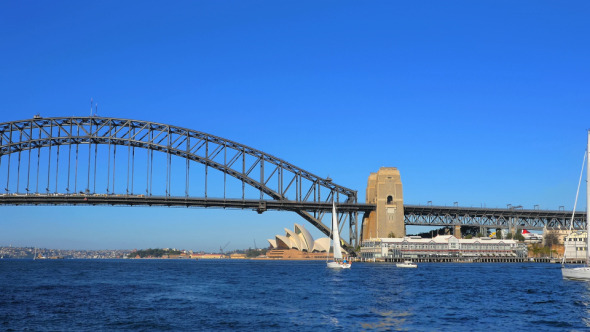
<box><xmin>362</xmin><ymin>167</ymin><xmax>405</xmax><ymax>241</ymax></box>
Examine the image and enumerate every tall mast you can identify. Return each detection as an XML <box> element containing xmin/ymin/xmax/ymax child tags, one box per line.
<box><xmin>586</xmin><ymin>130</ymin><xmax>590</xmax><ymax>266</ymax></box>
<box><xmin>563</xmin><ymin>148</ymin><xmax>587</xmax><ymax>266</ymax></box>
<box><xmin>332</xmin><ymin>202</ymin><xmax>342</xmax><ymax>260</ymax></box>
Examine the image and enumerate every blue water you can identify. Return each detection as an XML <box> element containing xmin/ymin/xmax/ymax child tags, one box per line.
<box><xmin>0</xmin><ymin>260</ymin><xmax>589</xmax><ymax>331</ymax></box>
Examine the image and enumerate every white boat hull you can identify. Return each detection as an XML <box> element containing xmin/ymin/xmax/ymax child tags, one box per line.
<box><xmin>396</xmin><ymin>261</ymin><xmax>417</xmax><ymax>268</ymax></box>
<box><xmin>327</xmin><ymin>261</ymin><xmax>351</xmax><ymax>269</ymax></box>
<box><xmin>326</xmin><ymin>203</ymin><xmax>351</xmax><ymax>269</ymax></box>
<box><xmin>562</xmin><ymin>267</ymin><xmax>590</xmax><ymax>281</ymax></box>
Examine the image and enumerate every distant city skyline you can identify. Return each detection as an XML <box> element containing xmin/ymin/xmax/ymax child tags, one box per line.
<box><xmin>1</xmin><ymin>1</ymin><xmax>589</xmax><ymax>251</ymax></box>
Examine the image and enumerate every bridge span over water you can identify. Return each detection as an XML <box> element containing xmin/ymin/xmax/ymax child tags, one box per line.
<box><xmin>0</xmin><ymin>195</ymin><xmax>583</xmax><ymax>232</ymax></box>
<box><xmin>404</xmin><ymin>205</ymin><xmax>585</xmax><ymax>231</ymax></box>
<box><xmin>0</xmin><ymin>116</ymin><xmax>585</xmax><ymax>253</ymax></box>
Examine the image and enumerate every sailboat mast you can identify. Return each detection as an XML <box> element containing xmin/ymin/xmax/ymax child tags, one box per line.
<box><xmin>332</xmin><ymin>202</ymin><xmax>343</xmax><ymax>260</ymax></box>
<box><xmin>563</xmin><ymin>150</ymin><xmax>587</xmax><ymax>266</ymax></box>
<box><xmin>586</xmin><ymin>130</ymin><xmax>590</xmax><ymax>266</ymax></box>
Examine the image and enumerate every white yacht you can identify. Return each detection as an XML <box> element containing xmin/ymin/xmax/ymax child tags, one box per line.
<box><xmin>562</xmin><ymin>130</ymin><xmax>590</xmax><ymax>281</ymax></box>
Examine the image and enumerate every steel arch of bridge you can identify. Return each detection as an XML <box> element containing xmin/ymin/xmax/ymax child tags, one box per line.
<box><xmin>0</xmin><ymin>116</ymin><xmax>360</xmax><ymax>250</ymax></box>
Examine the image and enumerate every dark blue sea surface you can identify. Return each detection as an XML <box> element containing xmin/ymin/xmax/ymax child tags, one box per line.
<box><xmin>1</xmin><ymin>260</ymin><xmax>589</xmax><ymax>331</ymax></box>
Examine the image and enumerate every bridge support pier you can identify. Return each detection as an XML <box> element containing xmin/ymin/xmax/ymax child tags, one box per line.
<box><xmin>454</xmin><ymin>225</ymin><xmax>461</xmax><ymax>239</ymax></box>
<box><xmin>480</xmin><ymin>226</ymin><xmax>486</xmax><ymax>237</ymax></box>
<box><xmin>362</xmin><ymin>167</ymin><xmax>404</xmax><ymax>240</ymax></box>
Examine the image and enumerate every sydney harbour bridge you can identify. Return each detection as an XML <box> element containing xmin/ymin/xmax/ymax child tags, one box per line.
<box><xmin>0</xmin><ymin>116</ymin><xmax>585</xmax><ymax>254</ymax></box>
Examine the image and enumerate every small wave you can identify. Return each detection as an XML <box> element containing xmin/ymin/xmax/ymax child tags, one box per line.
<box><xmin>536</xmin><ymin>320</ymin><xmax>574</xmax><ymax>328</ymax></box>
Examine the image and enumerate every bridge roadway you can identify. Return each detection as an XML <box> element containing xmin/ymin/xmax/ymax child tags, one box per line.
<box><xmin>0</xmin><ymin>194</ymin><xmax>585</xmax><ymax>230</ymax></box>
<box><xmin>0</xmin><ymin>193</ymin><xmax>371</xmax><ymax>213</ymax></box>
<box><xmin>404</xmin><ymin>204</ymin><xmax>586</xmax><ymax>231</ymax></box>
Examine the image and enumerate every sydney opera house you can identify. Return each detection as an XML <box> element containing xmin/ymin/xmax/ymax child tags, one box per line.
<box><xmin>267</xmin><ymin>224</ymin><xmax>331</xmax><ymax>260</ymax></box>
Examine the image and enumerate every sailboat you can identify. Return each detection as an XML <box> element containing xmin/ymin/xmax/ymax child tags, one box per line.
<box><xmin>327</xmin><ymin>202</ymin><xmax>351</xmax><ymax>269</ymax></box>
<box><xmin>562</xmin><ymin>130</ymin><xmax>590</xmax><ymax>280</ymax></box>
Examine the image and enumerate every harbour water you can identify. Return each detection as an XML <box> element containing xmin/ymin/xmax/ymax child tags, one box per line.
<box><xmin>1</xmin><ymin>260</ymin><xmax>589</xmax><ymax>331</ymax></box>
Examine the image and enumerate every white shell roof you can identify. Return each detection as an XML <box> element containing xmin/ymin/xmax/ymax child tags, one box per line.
<box><xmin>294</xmin><ymin>224</ymin><xmax>314</xmax><ymax>251</ymax></box>
<box><xmin>312</xmin><ymin>238</ymin><xmax>330</xmax><ymax>252</ymax></box>
<box><xmin>275</xmin><ymin>235</ymin><xmax>292</xmax><ymax>249</ymax></box>
<box><xmin>285</xmin><ymin>228</ymin><xmax>303</xmax><ymax>251</ymax></box>
<box><xmin>268</xmin><ymin>223</ymin><xmax>330</xmax><ymax>252</ymax></box>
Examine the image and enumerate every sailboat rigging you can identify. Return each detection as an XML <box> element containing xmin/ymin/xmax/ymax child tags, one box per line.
<box><xmin>562</xmin><ymin>130</ymin><xmax>590</xmax><ymax>280</ymax></box>
<box><xmin>327</xmin><ymin>202</ymin><xmax>351</xmax><ymax>269</ymax></box>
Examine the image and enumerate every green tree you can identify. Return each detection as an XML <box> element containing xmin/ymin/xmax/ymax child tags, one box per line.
<box><xmin>387</xmin><ymin>232</ymin><xmax>396</xmax><ymax>238</ymax></box>
<box><xmin>245</xmin><ymin>248</ymin><xmax>267</xmax><ymax>258</ymax></box>
<box><xmin>127</xmin><ymin>248</ymin><xmax>180</xmax><ymax>258</ymax></box>
<box><xmin>545</xmin><ymin>233</ymin><xmax>559</xmax><ymax>248</ymax></box>
<box><xmin>464</xmin><ymin>234</ymin><xmax>473</xmax><ymax>239</ymax></box>
<box><xmin>505</xmin><ymin>233</ymin><xmax>513</xmax><ymax>240</ymax></box>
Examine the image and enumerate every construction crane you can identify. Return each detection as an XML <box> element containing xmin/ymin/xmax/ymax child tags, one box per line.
<box><xmin>220</xmin><ymin>242</ymin><xmax>230</xmax><ymax>254</ymax></box>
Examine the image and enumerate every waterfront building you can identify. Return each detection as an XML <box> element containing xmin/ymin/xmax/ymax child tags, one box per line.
<box><xmin>266</xmin><ymin>223</ymin><xmax>331</xmax><ymax>260</ymax></box>
<box><xmin>360</xmin><ymin>235</ymin><xmax>527</xmax><ymax>261</ymax></box>
<box><xmin>266</xmin><ymin>248</ymin><xmax>329</xmax><ymax>260</ymax></box>
<box><xmin>267</xmin><ymin>224</ymin><xmax>329</xmax><ymax>252</ymax></box>
<box><xmin>166</xmin><ymin>254</ymin><xmax>191</xmax><ymax>259</ymax></box>
<box><xmin>563</xmin><ymin>231</ymin><xmax>587</xmax><ymax>261</ymax></box>
<box><xmin>543</xmin><ymin>226</ymin><xmax>571</xmax><ymax>245</ymax></box>
<box><xmin>191</xmin><ymin>253</ymin><xmax>227</xmax><ymax>259</ymax></box>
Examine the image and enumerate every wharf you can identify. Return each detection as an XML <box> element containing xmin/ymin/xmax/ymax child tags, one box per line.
<box><xmin>359</xmin><ymin>257</ymin><xmax>581</xmax><ymax>263</ymax></box>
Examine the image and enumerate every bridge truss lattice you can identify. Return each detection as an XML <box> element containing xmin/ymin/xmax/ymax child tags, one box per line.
<box><xmin>0</xmin><ymin>116</ymin><xmax>360</xmax><ymax>249</ymax></box>
<box><xmin>404</xmin><ymin>205</ymin><xmax>586</xmax><ymax>231</ymax></box>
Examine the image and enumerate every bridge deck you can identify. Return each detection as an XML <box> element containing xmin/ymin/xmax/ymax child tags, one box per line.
<box><xmin>404</xmin><ymin>204</ymin><xmax>586</xmax><ymax>230</ymax></box>
<box><xmin>0</xmin><ymin>194</ymin><xmax>584</xmax><ymax>230</ymax></box>
<box><xmin>0</xmin><ymin>194</ymin><xmax>374</xmax><ymax>213</ymax></box>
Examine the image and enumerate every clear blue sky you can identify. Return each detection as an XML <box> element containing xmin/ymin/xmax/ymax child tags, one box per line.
<box><xmin>1</xmin><ymin>1</ymin><xmax>589</xmax><ymax>251</ymax></box>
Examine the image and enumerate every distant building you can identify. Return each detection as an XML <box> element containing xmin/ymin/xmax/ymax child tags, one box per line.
<box><xmin>266</xmin><ymin>248</ymin><xmax>329</xmax><ymax>260</ymax></box>
<box><xmin>543</xmin><ymin>226</ymin><xmax>571</xmax><ymax>245</ymax></box>
<box><xmin>564</xmin><ymin>231</ymin><xmax>587</xmax><ymax>261</ymax></box>
<box><xmin>191</xmin><ymin>254</ymin><xmax>227</xmax><ymax>259</ymax></box>
<box><xmin>266</xmin><ymin>224</ymin><xmax>332</xmax><ymax>260</ymax></box>
<box><xmin>166</xmin><ymin>254</ymin><xmax>190</xmax><ymax>259</ymax></box>
<box><xmin>268</xmin><ymin>223</ymin><xmax>329</xmax><ymax>252</ymax></box>
<box><xmin>361</xmin><ymin>235</ymin><xmax>527</xmax><ymax>260</ymax></box>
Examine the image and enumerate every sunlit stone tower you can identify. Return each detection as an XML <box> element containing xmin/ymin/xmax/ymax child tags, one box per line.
<box><xmin>362</xmin><ymin>167</ymin><xmax>405</xmax><ymax>240</ymax></box>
